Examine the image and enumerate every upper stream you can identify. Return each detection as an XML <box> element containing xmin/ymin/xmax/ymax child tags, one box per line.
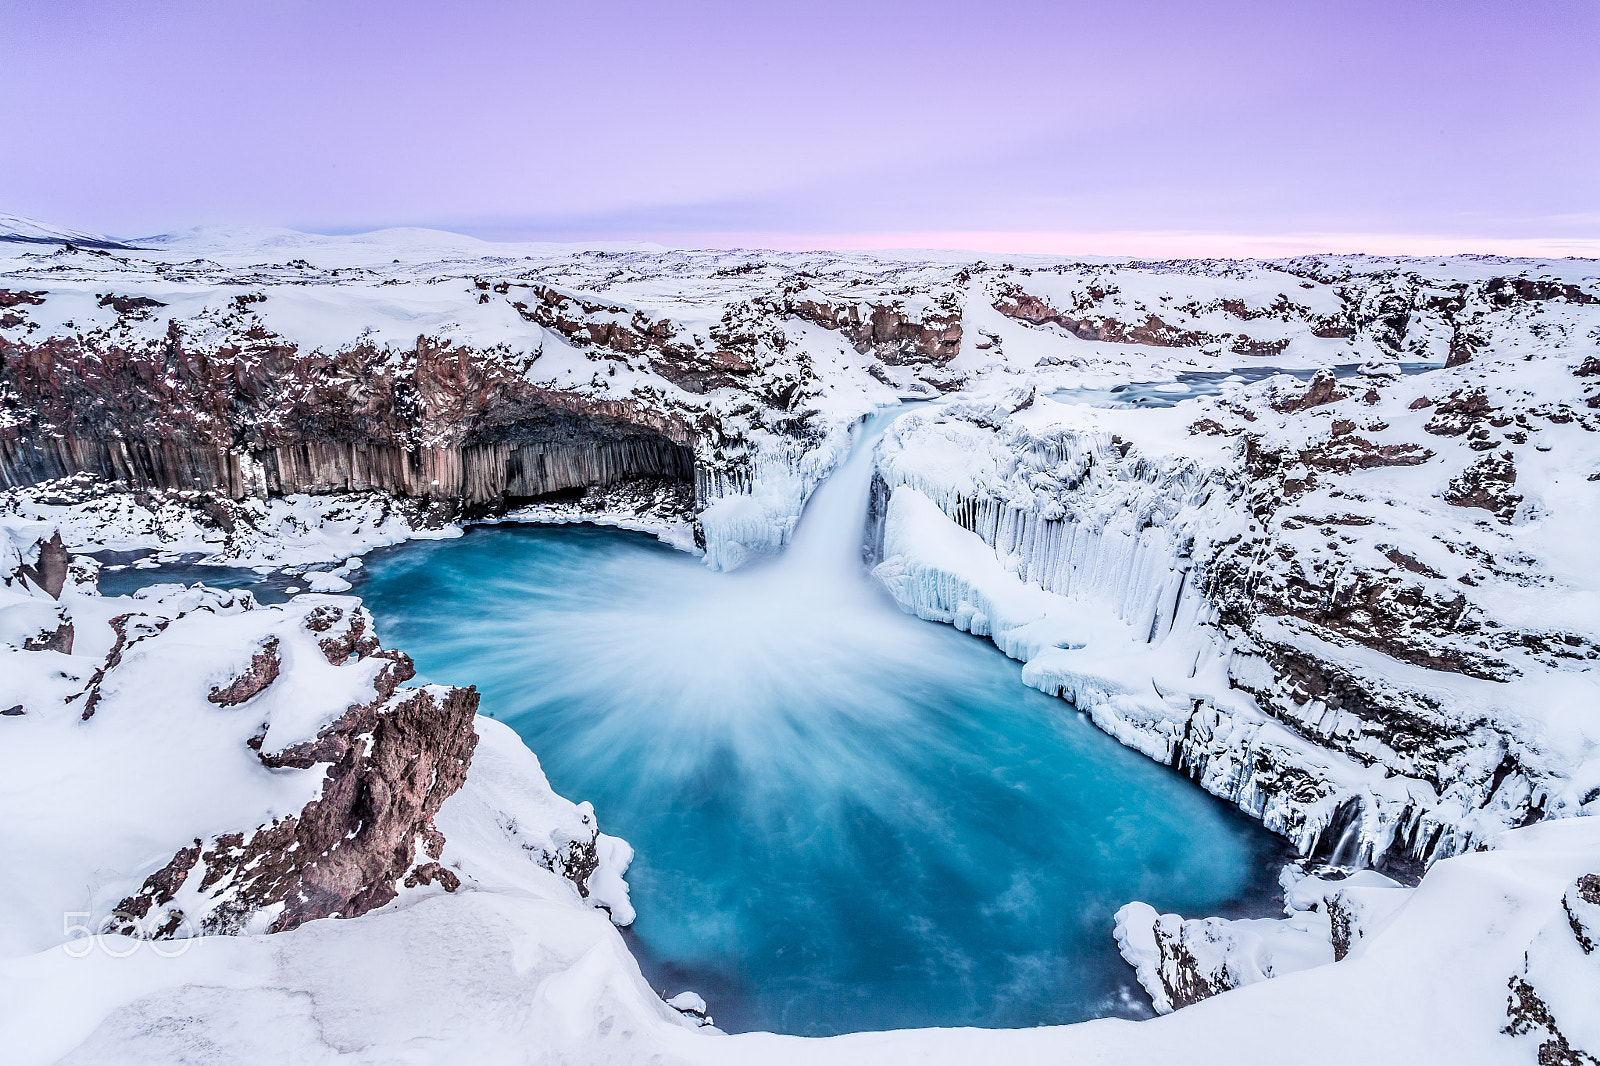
<box><xmin>1047</xmin><ymin>361</ymin><xmax>1439</xmax><ymax>407</ymax></box>
<box><xmin>100</xmin><ymin>407</ymin><xmax>1292</xmax><ymax>1036</ymax></box>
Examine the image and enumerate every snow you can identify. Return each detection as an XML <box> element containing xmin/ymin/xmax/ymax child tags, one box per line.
<box><xmin>869</xmin><ymin>350</ymin><xmax>1600</xmax><ymax>864</ymax></box>
<box><xmin>2</xmin><ymin>223</ymin><xmax>1598</xmax><ymax>1062</ymax></box>
<box><xmin>0</xmin><ymin>493</ymin><xmax>1589</xmax><ymax>1066</ymax></box>
<box><xmin>1</xmin><ymin>514</ymin><xmax>691</xmax><ymax>1064</ymax></box>
<box><xmin>0</xmin><ymin>213</ymin><xmax>129</xmax><ymax>248</ymax></box>
<box><xmin>1113</xmin><ymin>867</ymin><xmax>1410</xmax><ymax>1014</ymax></box>
<box><xmin>0</xmin><ymin>483</ymin><xmax>465</xmax><ymax>567</ymax></box>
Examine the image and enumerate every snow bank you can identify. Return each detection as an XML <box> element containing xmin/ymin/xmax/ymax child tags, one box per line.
<box><xmin>1</xmin><ymin>514</ymin><xmax>704</xmax><ymax>1065</ymax></box>
<box><xmin>0</xmin><ymin>477</ymin><xmax>461</xmax><ymax>567</ymax></box>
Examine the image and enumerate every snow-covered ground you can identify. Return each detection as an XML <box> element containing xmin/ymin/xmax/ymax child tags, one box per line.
<box><xmin>4</xmin><ymin>513</ymin><xmax>1595</xmax><ymax>1065</ymax></box>
<box><xmin>2</xmin><ymin>221</ymin><xmax>1597</xmax><ymax>1063</ymax></box>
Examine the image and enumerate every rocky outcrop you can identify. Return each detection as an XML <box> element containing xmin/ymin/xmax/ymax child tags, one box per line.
<box><xmin>92</xmin><ymin>597</ymin><xmax>484</xmax><ymax>938</ymax></box>
<box><xmin>206</xmin><ymin>637</ymin><xmax>281</xmax><ymax>706</ymax></box>
<box><xmin>787</xmin><ymin>296</ymin><xmax>964</xmax><ymax>366</ymax></box>
<box><xmin>508</xmin><ymin>282</ymin><xmax>757</xmax><ymax>395</ymax></box>
<box><xmin>16</xmin><ymin>529</ymin><xmax>68</xmax><ymax>598</ymax></box>
<box><xmin>1113</xmin><ymin>866</ymin><xmax>1408</xmax><ymax>1014</ymax></box>
<box><xmin>0</xmin><ymin>520</ymin><xmax>496</xmax><ymax>942</ymax></box>
<box><xmin>1442</xmin><ymin>451</ymin><xmax>1520</xmax><ymax>519</ymax></box>
<box><xmin>994</xmin><ymin>287</ymin><xmax>1212</xmax><ymax>349</ymax></box>
<box><xmin>115</xmin><ymin>676</ymin><xmax>480</xmax><ymax>937</ymax></box>
<box><xmin>7</xmin><ymin>239</ymin><xmax>1595</xmax><ymax>574</ymax></box>
<box><xmin>5</xmin><ymin>241</ymin><xmax>1596</xmax><ymax>876</ymax></box>
<box><xmin>1503</xmin><ymin>873</ymin><xmax>1600</xmax><ymax>1065</ymax></box>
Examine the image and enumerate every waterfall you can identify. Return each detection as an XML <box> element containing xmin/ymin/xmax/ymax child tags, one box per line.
<box><xmin>774</xmin><ymin>406</ymin><xmax>914</xmax><ymax>580</ymax></box>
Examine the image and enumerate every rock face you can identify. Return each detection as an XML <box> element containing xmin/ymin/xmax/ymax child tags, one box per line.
<box><xmin>1504</xmin><ymin>873</ymin><xmax>1600</xmax><ymax>1066</ymax></box>
<box><xmin>5</xmin><ymin>237</ymin><xmax>1595</xmax><ymax>569</ymax></box>
<box><xmin>97</xmin><ymin>600</ymin><xmax>485</xmax><ymax>938</ymax></box>
<box><xmin>870</xmin><ymin>326</ymin><xmax>1599</xmax><ymax>872</ymax></box>
<box><xmin>2</xmin><ymin>521</ymin><xmax>488</xmax><ymax>940</ymax></box>
<box><xmin>116</xmin><ymin>676</ymin><xmax>480</xmax><ymax>936</ymax></box>
<box><xmin>1114</xmin><ymin>866</ymin><xmax>1408</xmax><ymax>1013</ymax></box>
<box><xmin>788</xmin><ymin>295</ymin><xmax>964</xmax><ymax>367</ymax></box>
<box><xmin>1116</xmin><ymin>821</ymin><xmax>1600</xmax><ymax>1046</ymax></box>
<box><xmin>15</xmin><ymin>529</ymin><xmax>68</xmax><ymax>597</ymax></box>
<box><xmin>0</xmin><ymin>333</ymin><xmax>696</xmax><ymax>506</ymax></box>
<box><xmin>1</xmin><ymin>511</ymin><xmax>680</xmax><ymax>1066</ymax></box>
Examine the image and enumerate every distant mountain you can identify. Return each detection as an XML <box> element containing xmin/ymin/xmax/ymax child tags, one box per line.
<box><xmin>0</xmin><ymin>213</ymin><xmax>136</xmax><ymax>250</ymax></box>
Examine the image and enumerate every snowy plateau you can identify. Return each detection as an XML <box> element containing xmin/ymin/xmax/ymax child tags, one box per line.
<box><xmin>1</xmin><ymin>220</ymin><xmax>1598</xmax><ymax>1065</ymax></box>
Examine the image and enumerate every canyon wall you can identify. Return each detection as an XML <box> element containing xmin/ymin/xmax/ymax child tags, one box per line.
<box><xmin>0</xmin><ymin>331</ymin><xmax>697</xmax><ymax>507</ymax></box>
<box><xmin>870</xmin><ymin>340</ymin><xmax>1600</xmax><ymax>872</ymax></box>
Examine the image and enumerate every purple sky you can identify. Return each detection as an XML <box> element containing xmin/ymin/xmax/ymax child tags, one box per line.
<box><xmin>5</xmin><ymin>0</ymin><xmax>1597</xmax><ymax>255</ymax></box>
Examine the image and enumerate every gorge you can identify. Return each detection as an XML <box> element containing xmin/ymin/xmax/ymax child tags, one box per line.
<box><xmin>2</xmin><ymin>225</ymin><xmax>1597</xmax><ymax>1065</ymax></box>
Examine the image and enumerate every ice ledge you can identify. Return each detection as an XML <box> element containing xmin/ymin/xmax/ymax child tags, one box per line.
<box><xmin>876</xmin><ymin>484</ymin><xmax>1443</xmax><ymax>860</ymax></box>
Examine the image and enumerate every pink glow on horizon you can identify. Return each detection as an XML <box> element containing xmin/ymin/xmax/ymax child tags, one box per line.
<box><xmin>663</xmin><ymin>231</ymin><xmax>1600</xmax><ymax>261</ymax></box>
<box><xmin>3</xmin><ymin>1</ymin><xmax>1596</xmax><ymax>248</ymax></box>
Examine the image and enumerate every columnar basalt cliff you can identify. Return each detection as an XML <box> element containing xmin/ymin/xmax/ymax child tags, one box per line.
<box><xmin>869</xmin><ymin>334</ymin><xmax>1599</xmax><ymax>872</ymax></box>
<box><xmin>0</xmin><ymin>331</ymin><xmax>696</xmax><ymax>506</ymax></box>
<box><xmin>3</xmin><ymin>228</ymin><xmax>1600</xmax><ymax>1062</ymax></box>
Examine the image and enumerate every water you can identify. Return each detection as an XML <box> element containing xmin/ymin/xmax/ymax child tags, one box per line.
<box><xmin>1048</xmin><ymin>362</ymin><xmax>1440</xmax><ymax>408</ymax></box>
<box><xmin>98</xmin><ymin>409</ymin><xmax>1292</xmax><ymax>1035</ymax></box>
<box><xmin>95</xmin><ymin>554</ymin><xmax>301</xmax><ymax>602</ymax></box>
<box><xmin>350</xmin><ymin>408</ymin><xmax>1291</xmax><ymax>1034</ymax></box>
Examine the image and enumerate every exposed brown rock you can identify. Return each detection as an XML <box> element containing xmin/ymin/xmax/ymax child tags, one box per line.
<box><xmin>0</xmin><ymin>330</ymin><xmax>696</xmax><ymax>504</ymax></box>
<box><xmin>788</xmin><ymin>297</ymin><xmax>963</xmax><ymax>366</ymax></box>
<box><xmin>1505</xmin><ymin>975</ymin><xmax>1599</xmax><ymax>1066</ymax></box>
<box><xmin>1384</xmin><ymin>549</ymin><xmax>1443</xmax><ymax>579</ymax></box>
<box><xmin>1425</xmin><ymin>389</ymin><xmax>1495</xmax><ymax>436</ymax></box>
<box><xmin>1566</xmin><ymin>873</ymin><xmax>1600</xmax><ymax>954</ymax></box>
<box><xmin>207</xmin><ymin>638</ymin><xmax>281</xmax><ymax>706</ymax></box>
<box><xmin>96</xmin><ymin>293</ymin><xmax>167</xmax><ymax>315</ymax></box>
<box><xmin>1444</xmin><ymin>453</ymin><xmax>1521</xmax><ymax>521</ymax></box>
<box><xmin>307</xmin><ymin>604</ymin><xmax>382</xmax><ymax>665</ymax></box>
<box><xmin>0</xmin><ymin>289</ymin><xmax>46</xmax><ymax>308</ymax></box>
<box><xmin>1275</xmin><ymin>368</ymin><xmax>1348</xmax><ymax>413</ymax></box>
<box><xmin>1143</xmin><ymin>918</ymin><xmax>1231</xmax><ymax>1010</ymax></box>
<box><xmin>116</xmin><ymin>682</ymin><xmax>479</xmax><ymax>936</ymax></box>
<box><xmin>21</xmin><ymin>610</ymin><xmax>74</xmax><ymax>655</ymax></box>
<box><xmin>1484</xmin><ymin>277</ymin><xmax>1598</xmax><ymax>307</ymax></box>
<box><xmin>17</xmin><ymin>531</ymin><xmax>69</xmax><ymax>598</ymax></box>
<box><xmin>1300</xmin><ymin>435</ymin><xmax>1433</xmax><ymax>475</ymax></box>
<box><xmin>993</xmin><ymin>289</ymin><xmax>1208</xmax><ymax>348</ymax></box>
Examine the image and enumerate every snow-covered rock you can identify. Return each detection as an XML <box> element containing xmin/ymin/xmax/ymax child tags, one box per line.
<box><xmin>1113</xmin><ymin>866</ymin><xmax>1409</xmax><ymax>1013</ymax></box>
<box><xmin>0</xmin><ymin>516</ymin><xmax>637</xmax><ymax>942</ymax></box>
<box><xmin>869</xmin><ymin>337</ymin><xmax>1600</xmax><ymax>868</ymax></box>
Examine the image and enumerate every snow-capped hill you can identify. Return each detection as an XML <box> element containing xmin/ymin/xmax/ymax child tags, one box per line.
<box><xmin>0</xmin><ymin>213</ymin><xmax>134</xmax><ymax>250</ymax></box>
<box><xmin>139</xmin><ymin>221</ymin><xmax>670</xmax><ymax>267</ymax></box>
